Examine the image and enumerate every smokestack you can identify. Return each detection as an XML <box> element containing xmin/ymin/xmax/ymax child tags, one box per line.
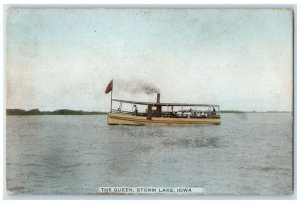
<box><xmin>157</xmin><ymin>93</ymin><xmax>160</xmax><ymax>103</ymax></box>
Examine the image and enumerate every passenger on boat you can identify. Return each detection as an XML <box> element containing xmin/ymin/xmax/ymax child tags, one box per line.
<box><xmin>201</xmin><ymin>112</ymin><xmax>207</xmax><ymax>118</ymax></box>
<box><xmin>170</xmin><ymin>106</ymin><xmax>174</xmax><ymax>117</ymax></box>
<box><xmin>190</xmin><ymin>108</ymin><xmax>196</xmax><ymax>117</ymax></box>
<box><xmin>212</xmin><ymin>108</ymin><xmax>216</xmax><ymax>116</ymax></box>
<box><xmin>133</xmin><ymin>105</ymin><xmax>138</xmax><ymax>115</ymax></box>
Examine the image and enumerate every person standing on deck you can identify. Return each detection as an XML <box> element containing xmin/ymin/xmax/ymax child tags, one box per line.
<box><xmin>170</xmin><ymin>106</ymin><xmax>174</xmax><ymax>117</ymax></box>
<box><xmin>212</xmin><ymin>107</ymin><xmax>216</xmax><ymax>117</ymax></box>
<box><xmin>133</xmin><ymin>105</ymin><xmax>138</xmax><ymax>115</ymax></box>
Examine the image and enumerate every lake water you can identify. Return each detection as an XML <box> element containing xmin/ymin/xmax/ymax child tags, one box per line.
<box><xmin>6</xmin><ymin>113</ymin><xmax>293</xmax><ymax>195</ymax></box>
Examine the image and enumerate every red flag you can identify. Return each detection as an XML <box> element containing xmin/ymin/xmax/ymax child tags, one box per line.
<box><xmin>105</xmin><ymin>80</ymin><xmax>113</xmax><ymax>94</ymax></box>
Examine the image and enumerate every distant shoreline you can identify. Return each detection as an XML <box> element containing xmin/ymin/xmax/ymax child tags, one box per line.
<box><xmin>6</xmin><ymin>109</ymin><xmax>107</xmax><ymax>116</ymax></box>
<box><xmin>220</xmin><ymin>110</ymin><xmax>291</xmax><ymax>113</ymax></box>
<box><xmin>6</xmin><ymin>109</ymin><xmax>291</xmax><ymax>115</ymax></box>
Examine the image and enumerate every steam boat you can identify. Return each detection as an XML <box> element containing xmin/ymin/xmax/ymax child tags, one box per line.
<box><xmin>107</xmin><ymin>93</ymin><xmax>221</xmax><ymax>126</ymax></box>
<box><xmin>104</xmin><ymin>80</ymin><xmax>221</xmax><ymax>125</ymax></box>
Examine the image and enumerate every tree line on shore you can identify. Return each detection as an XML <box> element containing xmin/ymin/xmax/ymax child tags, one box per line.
<box><xmin>6</xmin><ymin>109</ymin><xmax>289</xmax><ymax>115</ymax></box>
<box><xmin>6</xmin><ymin>109</ymin><xmax>107</xmax><ymax>115</ymax></box>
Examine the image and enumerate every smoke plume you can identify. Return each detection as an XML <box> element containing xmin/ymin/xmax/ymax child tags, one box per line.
<box><xmin>116</xmin><ymin>79</ymin><xmax>160</xmax><ymax>95</ymax></box>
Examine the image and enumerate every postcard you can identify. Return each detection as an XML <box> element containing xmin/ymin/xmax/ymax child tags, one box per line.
<box><xmin>5</xmin><ymin>8</ymin><xmax>293</xmax><ymax>195</ymax></box>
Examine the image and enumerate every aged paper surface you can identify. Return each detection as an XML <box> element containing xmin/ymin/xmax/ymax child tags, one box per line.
<box><xmin>6</xmin><ymin>8</ymin><xmax>293</xmax><ymax>195</ymax></box>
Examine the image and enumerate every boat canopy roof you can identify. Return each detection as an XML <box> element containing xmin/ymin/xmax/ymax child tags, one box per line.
<box><xmin>112</xmin><ymin>99</ymin><xmax>219</xmax><ymax>107</ymax></box>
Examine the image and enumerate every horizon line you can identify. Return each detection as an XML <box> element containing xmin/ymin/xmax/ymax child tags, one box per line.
<box><xmin>5</xmin><ymin>108</ymin><xmax>293</xmax><ymax>113</ymax></box>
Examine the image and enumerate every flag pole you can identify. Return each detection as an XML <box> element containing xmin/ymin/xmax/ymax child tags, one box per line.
<box><xmin>110</xmin><ymin>79</ymin><xmax>113</xmax><ymax>113</ymax></box>
<box><xmin>110</xmin><ymin>88</ymin><xmax>112</xmax><ymax>113</ymax></box>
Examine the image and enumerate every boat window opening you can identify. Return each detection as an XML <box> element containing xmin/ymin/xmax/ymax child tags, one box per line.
<box><xmin>117</xmin><ymin>102</ymin><xmax>122</xmax><ymax>113</ymax></box>
<box><xmin>110</xmin><ymin>98</ymin><xmax>221</xmax><ymax>120</ymax></box>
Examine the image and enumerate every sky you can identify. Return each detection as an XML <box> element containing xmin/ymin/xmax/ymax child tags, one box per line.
<box><xmin>6</xmin><ymin>8</ymin><xmax>293</xmax><ymax>112</ymax></box>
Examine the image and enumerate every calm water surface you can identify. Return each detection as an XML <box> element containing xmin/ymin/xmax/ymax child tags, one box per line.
<box><xmin>6</xmin><ymin>113</ymin><xmax>293</xmax><ymax>195</ymax></box>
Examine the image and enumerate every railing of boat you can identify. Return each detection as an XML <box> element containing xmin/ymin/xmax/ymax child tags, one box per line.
<box><xmin>111</xmin><ymin>109</ymin><xmax>220</xmax><ymax>119</ymax></box>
